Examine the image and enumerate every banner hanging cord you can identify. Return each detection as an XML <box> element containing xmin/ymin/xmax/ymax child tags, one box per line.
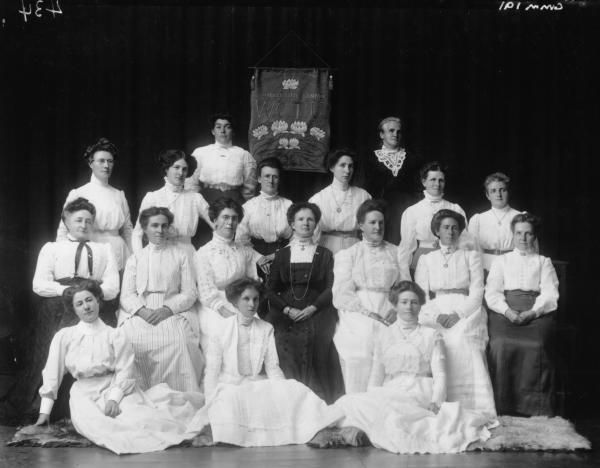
<box><xmin>253</xmin><ymin>30</ymin><xmax>332</xmax><ymax>69</ymax></box>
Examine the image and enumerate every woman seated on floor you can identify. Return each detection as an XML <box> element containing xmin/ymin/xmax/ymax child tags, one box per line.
<box><xmin>312</xmin><ymin>281</ymin><xmax>492</xmax><ymax>454</ymax></box>
<box><xmin>190</xmin><ymin>278</ymin><xmax>342</xmax><ymax>447</ymax></box>
<box><xmin>24</xmin><ymin>280</ymin><xmax>204</xmax><ymax>455</ymax></box>
<box><xmin>0</xmin><ymin>197</ymin><xmax>119</xmax><ymax>425</ymax></box>
<box><xmin>485</xmin><ymin>212</ymin><xmax>559</xmax><ymax>416</ymax></box>
<box><xmin>119</xmin><ymin>207</ymin><xmax>204</xmax><ymax>392</ymax></box>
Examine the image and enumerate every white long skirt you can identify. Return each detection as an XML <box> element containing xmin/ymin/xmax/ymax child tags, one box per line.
<box><xmin>189</xmin><ymin>379</ymin><xmax>343</xmax><ymax>447</ymax></box>
<box><xmin>334</xmin><ymin>375</ymin><xmax>491</xmax><ymax>454</ymax></box>
<box><xmin>334</xmin><ymin>303</ymin><xmax>387</xmax><ymax>394</ymax></box>
<box><xmin>420</xmin><ymin>294</ymin><xmax>496</xmax><ymax>417</ymax></box>
<box><xmin>70</xmin><ymin>377</ymin><xmax>204</xmax><ymax>455</ymax></box>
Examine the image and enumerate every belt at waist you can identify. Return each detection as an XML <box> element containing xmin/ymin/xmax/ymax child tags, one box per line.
<box><xmin>171</xmin><ymin>235</ymin><xmax>192</xmax><ymax>243</ymax></box>
<box><xmin>94</xmin><ymin>229</ymin><xmax>119</xmax><ymax>236</ymax></box>
<box><xmin>417</xmin><ymin>240</ymin><xmax>439</xmax><ymax>249</ymax></box>
<box><xmin>323</xmin><ymin>230</ymin><xmax>359</xmax><ymax>238</ymax></box>
<box><xmin>356</xmin><ymin>286</ymin><xmax>390</xmax><ymax>293</ymax></box>
<box><xmin>205</xmin><ymin>182</ymin><xmax>241</xmax><ymax>191</ymax></box>
<box><xmin>432</xmin><ymin>288</ymin><xmax>469</xmax><ymax>297</ymax></box>
<box><xmin>483</xmin><ymin>248</ymin><xmax>512</xmax><ymax>255</ymax></box>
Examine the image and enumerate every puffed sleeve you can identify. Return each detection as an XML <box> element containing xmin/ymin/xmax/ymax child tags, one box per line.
<box><xmin>455</xmin><ymin>250</ymin><xmax>484</xmax><ymax>318</ymax></box>
<box><xmin>531</xmin><ymin>257</ymin><xmax>559</xmax><ymax>317</ymax></box>
<box><xmin>307</xmin><ymin>192</ymin><xmax>323</xmax><ymax>245</ymax></box>
<box><xmin>56</xmin><ymin>189</ymin><xmax>78</xmax><ymax>241</ymax></box>
<box><xmin>203</xmin><ymin>335</ymin><xmax>223</xmax><ymax>398</ymax></box>
<box><xmin>131</xmin><ymin>192</ymin><xmax>153</xmax><ymax>256</ymax></box>
<box><xmin>467</xmin><ymin>214</ymin><xmax>483</xmax><ymax>253</ymax></box>
<box><xmin>236</xmin><ymin>203</ymin><xmax>253</xmax><ymax>247</ymax></box>
<box><xmin>415</xmin><ymin>255</ymin><xmax>441</xmax><ymax>326</ymax></box>
<box><xmin>38</xmin><ymin>328</ymin><xmax>70</xmax><ymax>415</ymax></box>
<box><xmin>264</xmin><ymin>325</ymin><xmax>285</xmax><ymax>380</ymax></box>
<box><xmin>332</xmin><ymin>247</ymin><xmax>368</xmax><ymax>314</ymax></box>
<box><xmin>118</xmin><ymin>190</ymin><xmax>134</xmax><ymax>256</ymax></box>
<box><xmin>185</xmin><ymin>151</ymin><xmax>203</xmax><ymax>193</ymax></box>
<box><xmin>106</xmin><ymin>328</ymin><xmax>136</xmax><ymax>403</ymax></box>
<box><xmin>397</xmin><ymin>206</ymin><xmax>418</xmax><ymax>281</ymax></box>
<box><xmin>430</xmin><ymin>332</ymin><xmax>447</xmax><ymax>406</ymax></box>
<box><xmin>195</xmin><ymin>193</ymin><xmax>213</xmax><ymax>227</ymax></box>
<box><xmin>163</xmin><ymin>253</ymin><xmax>198</xmax><ymax>313</ymax></box>
<box><xmin>241</xmin><ymin>151</ymin><xmax>258</xmax><ymax>201</ymax></box>
<box><xmin>244</xmin><ymin>247</ymin><xmax>261</xmax><ymax>280</ymax></box>
<box><xmin>484</xmin><ymin>256</ymin><xmax>510</xmax><ymax>315</ymax></box>
<box><xmin>100</xmin><ymin>245</ymin><xmax>120</xmax><ymax>301</ymax></box>
<box><xmin>195</xmin><ymin>250</ymin><xmax>233</xmax><ymax>313</ymax></box>
<box><xmin>456</xmin><ymin>205</ymin><xmax>476</xmax><ymax>251</ymax></box>
<box><xmin>119</xmin><ymin>254</ymin><xmax>145</xmax><ymax>315</ymax></box>
<box><xmin>32</xmin><ymin>243</ymin><xmax>67</xmax><ymax>298</ymax></box>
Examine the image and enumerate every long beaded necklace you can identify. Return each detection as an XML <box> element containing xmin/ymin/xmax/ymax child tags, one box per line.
<box><xmin>289</xmin><ymin>245</ymin><xmax>317</xmax><ymax>301</ymax></box>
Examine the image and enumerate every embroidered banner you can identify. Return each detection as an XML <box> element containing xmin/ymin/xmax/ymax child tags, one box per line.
<box><xmin>249</xmin><ymin>68</ymin><xmax>330</xmax><ymax>173</ymax></box>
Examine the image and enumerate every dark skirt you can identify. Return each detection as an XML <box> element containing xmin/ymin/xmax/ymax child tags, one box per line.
<box><xmin>0</xmin><ymin>295</ymin><xmax>118</xmax><ymax>425</ymax></box>
<box><xmin>487</xmin><ymin>290</ymin><xmax>556</xmax><ymax>416</ymax></box>
<box><xmin>263</xmin><ymin>266</ymin><xmax>345</xmax><ymax>404</ymax></box>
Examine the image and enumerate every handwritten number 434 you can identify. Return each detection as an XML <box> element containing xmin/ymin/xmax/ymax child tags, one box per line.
<box><xmin>19</xmin><ymin>0</ymin><xmax>63</xmax><ymax>22</ymax></box>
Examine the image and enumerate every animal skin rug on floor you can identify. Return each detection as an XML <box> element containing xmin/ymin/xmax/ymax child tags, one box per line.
<box><xmin>7</xmin><ymin>416</ymin><xmax>592</xmax><ymax>452</ymax></box>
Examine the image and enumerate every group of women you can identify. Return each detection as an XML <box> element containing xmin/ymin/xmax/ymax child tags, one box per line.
<box><xmin>0</xmin><ymin>114</ymin><xmax>560</xmax><ymax>455</ymax></box>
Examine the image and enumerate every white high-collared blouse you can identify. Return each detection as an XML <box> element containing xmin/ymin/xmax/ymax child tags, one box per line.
<box><xmin>236</xmin><ymin>192</ymin><xmax>293</xmax><ymax>245</ymax></box>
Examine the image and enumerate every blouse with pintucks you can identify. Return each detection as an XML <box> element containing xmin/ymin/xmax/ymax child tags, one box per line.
<box><xmin>57</xmin><ymin>174</ymin><xmax>134</xmax><ymax>270</ymax></box>
<box><xmin>194</xmin><ymin>233</ymin><xmax>262</xmax><ymax>315</ymax></box>
<box><xmin>132</xmin><ymin>179</ymin><xmax>211</xmax><ymax>255</ymax></box>
<box><xmin>308</xmin><ymin>179</ymin><xmax>371</xmax><ymax>240</ymax></box>
<box><xmin>485</xmin><ymin>249</ymin><xmax>559</xmax><ymax>318</ymax></box>
<box><xmin>38</xmin><ymin>319</ymin><xmax>136</xmax><ymax>415</ymax></box>
<box><xmin>185</xmin><ymin>143</ymin><xmax>257</xmax><ymax>199</ymax></box>
<box><xmin>236</xmin><ymin>192</ymin><xmax>293</xmax><ymax>245</ymax></box>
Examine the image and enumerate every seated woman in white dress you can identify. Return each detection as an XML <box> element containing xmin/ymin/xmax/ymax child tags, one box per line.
<box><xmin>313</xmin><ymin>281</ymin><xmax>492</xmax><ymax>454</ymax></box>
<box><xmin>132</xmin><ymin>149</ymin><xmax>212</xmax><ymax>260</ymax></box>
<box><xmin>309</xmin><ymin>148</ymin><xmax>372</xmax><ymax>255</ymax></box>
<box><xmin>190</xmin><ymin>278</ymin><xmax>342</xmax><ymax>447</ymax></box>
<box><xmin>415</xmin><ymin>209</ymin><xmax>496</xmax><ymax>418</ymax></box>
<box><xmin>485</xmin><ymin>212</ymin><xmax>559</xmax><ymax>416</ymax></box>
<box><xmin>23</xmin><ymin>280</ymin><xmax>204</xmax><ymax>455</ymax></box>
<box><xmin>397</xmin><ymin>161</ymin><xmax>471</xmax><ymax>280</ymax></box>
<box><xmin>194</xmin><ymin>198</ymin><xmax>268</xmax><ymax>352</ymax></box>
<box><xmin>333</xmin><ymin>199</ymin><xmax>401</xmax><ymax>393</ymax></box>
<box><xmin>119</xmin><ymin>207</ymin><xmax>204</xmax><ymax>392</ymax></box>
<box><xmin>468</xmin><ymin>172</ymin><xmax>535</xmax><ymax>272</ymax></box>
<box><xmin>57</xmin><ymin>138</ymin><xmax>133</xmax><ymax>271</ymax></box>
<box><xmin>0</xmin><ymin>198</ymin><xmax>120</xmax><ymax>425</ymax></box>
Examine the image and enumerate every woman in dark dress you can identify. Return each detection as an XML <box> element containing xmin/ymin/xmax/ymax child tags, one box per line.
<box><xmin>363</xmin><ymin>116</ymin><xmax>421</xmax><ymax>245</ymax></box>
<box><xmin>263</xmin><ymin>202</ymin><xmax>344</xmax><ymax>404</ymax></box>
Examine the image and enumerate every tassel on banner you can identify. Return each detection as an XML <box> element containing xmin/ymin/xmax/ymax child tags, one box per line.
<box><xmin>329</xmin><ymin>74</ymin><xmax>333</xmax><ymax>91</ymax></box>
<box><xmin>250</xmin><ymin>74</ymin><xmax>256</xmax><ymax>90</ymax></box>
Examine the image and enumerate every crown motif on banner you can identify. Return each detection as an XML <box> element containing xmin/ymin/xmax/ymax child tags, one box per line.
<box><xmin>282</xmin><ymin>79</ymin><xmax>299</xmax><ymax>90</ymax></box>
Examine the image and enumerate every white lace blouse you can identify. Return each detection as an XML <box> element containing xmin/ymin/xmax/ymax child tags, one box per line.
<box><xmin>332</xmin><ymin>240</ymin><xmax>400</xmax><ymax>315</ymax></box>
<box><xmin>39</xmin><ymin>319</ymin><xmax>136</xmax><ymax>415</ymax></box>
<box><xmin>132</xmin><ymin>180</ymin><xmax>211</xmax><ymax>254</ymax></box>
<box><xmin>185</xmin><ymin>143</ymin><xmax>257</xmax><ymax>199</ymax></box>
<box><xmin>485</xmin><ymin>249</ymin><xmax>559</xmax><ymax>317</ymax></box>
<box><xmin>308</xmin><ymin>179</ymin><xmax>371</xmax><ymax>239</ymax></box>
<box><xmin>236</xmin><ymin>192</ymin><xmax>293</xmax><ymax>245</ymax></box>
<box><xmin>194</xmin><ymin>234</ymin><xmax>261</xmax><ymax>315</ymax></box>
<box><xmin>368</xmin><ymin>324</ymin><xmax>446</xmax><ymax>405</ymax></box>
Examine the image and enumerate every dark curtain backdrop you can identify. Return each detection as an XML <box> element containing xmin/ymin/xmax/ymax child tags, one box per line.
<box><xmin>1</xmin><ymin>2</ymin><xmax>599</xmax><ymax>414</ymax></box>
